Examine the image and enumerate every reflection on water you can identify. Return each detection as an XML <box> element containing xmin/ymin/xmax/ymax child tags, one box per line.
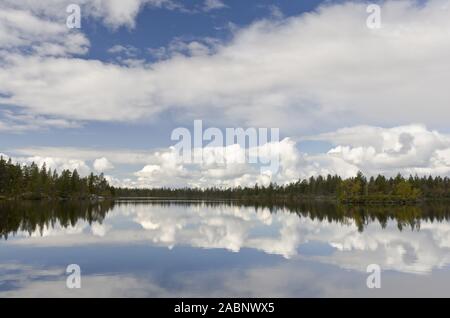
<box><xmin>0</xmin><ymin>200</ymin><xmax>112</xmax><ymax>240</ymax></box>
<box><xmin>1</xmin><ymin>200</ymin><xmax>450</xmax><ymax>297</ymax></box>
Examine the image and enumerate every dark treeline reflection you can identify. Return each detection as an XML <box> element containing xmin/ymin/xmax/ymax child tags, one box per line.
<box><xmin>117</xmin><ymin>200</ymin><xmax>450</xmax><ymax>233</ymax></box>
<box><xmin>2</xmin><ymin>199</ymin><xmax>450</xmax><ymax>240</ymax></box>
<box><xmin>0</xmin><ymin>200</ymin><xmax>114</xmax><ymax>240</ymax></box>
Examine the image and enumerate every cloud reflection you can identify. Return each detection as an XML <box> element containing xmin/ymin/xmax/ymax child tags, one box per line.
<box><xmin>2</xmin><ymin>201</ymin><xmax>450</xmax><ymax>275</ymax></box>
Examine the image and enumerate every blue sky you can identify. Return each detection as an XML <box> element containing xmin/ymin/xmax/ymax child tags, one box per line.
<box><xmin>1</xmin><ymin>0</ymin><xmax>450</xmax><ymax>187</ymax></box>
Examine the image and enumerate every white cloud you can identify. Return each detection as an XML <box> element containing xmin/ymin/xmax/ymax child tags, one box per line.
<box><xmin>3</xmin><ymin>153</ymin><xmax>92</xmax><ymax>176</ymax></box>
<box><xmin>13</xmin><ymin>146</ymin><xmax>155</xmax><ymax>166</ymax></box>
<box><xmin>132</xmin><ymin>139</ymin><xmax>304</xmax><ymax>188</ymax></box>
<box><xmin>93</xmin><ymin>157</ymin><xmax>114</xmax><ymax>172</ymax></box>
<box><xmin>0</xmin><ymin>6</ymin><xmax>89</xmax><ymax>56</ymax></box>
<box><xmin>9</xmin><ymin>124</ymin><xmax>450</xmax><ymax>187</ymax></box>
<box><xmin>0</xmin><ymin>0</ymin><xmax>183</xmax><ymax>29</ymax></box>
<box><xmin>310</xmin><ymin>124</ymin><xmax>450</xmax><ymax>176</ymax></box>
<box><xmin>22</xmin><ymin>156</ymin><xmax>91</xmax><ymax>175</ymax></box>
<box><xmin>130</xmin><ymin>124</ymin><xmax>450</xmax><ymax>187</ymax></box>
<box><xmin>7</xmin><ymin>138</ymin><xmax>335</xmax><ymax>188</ymax></box>
<box><xmin>148</xmin><ymin>37</ymin><xmax>220</xmax><ymax>60</ymax></box>
<box><xmin>268</xmin><ymin>5</ymin><xmax>284</xmax><ymax>19</ymax></box>
<box><xmin>1</xmin><ymin>1</ymin><xmax>450</xmax><ymax>131</ymax></box>
<box><xmin>0</xmin><ymin>55</ymin><xmax>160</xmax><ymax>122</ymax></box>
<box><xmin>107</xmin><ymin>44</ymin><xmax>139</xmax><ymax>56</ymax></box>
<box><xmin>0</xmin><ymin>109</ymin><xmax>81</xmax><ymax>132</ymax></box>
<box><xmin>203</xmin><ymin>0</ymin><xmax>227</xmax><ymax>12</ymax></box>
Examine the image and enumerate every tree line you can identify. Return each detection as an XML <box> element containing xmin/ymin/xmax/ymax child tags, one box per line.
<box><xmin>3</xmin><ymin>156</ymin><xmax>450</xmax><ymax>203</ymax></box>
<box><xmin>116</xmin><ymin>171</ymin><xmax>450</xmax><ymax>203</ymax></box>
<box><xmin>0</xmin><ymin>156</ymin><xmax>114</xmax><ymax>200</ymax></box>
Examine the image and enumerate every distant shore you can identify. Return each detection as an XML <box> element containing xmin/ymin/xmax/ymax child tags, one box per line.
<box><xmin>2</xmin><ymin>193</ymin><xmax>446</xmax><ymax>206</ymax></box>
<box><xmin>2</xmin><ymin>159</ymin><xmax>450</xmax><ymax>207</ymax></box>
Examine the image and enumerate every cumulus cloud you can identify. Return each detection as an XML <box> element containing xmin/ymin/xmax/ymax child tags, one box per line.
<box><xmin>132</xmin><ymin>138</ymin><xmax>307</xmax><ymax>188</ymax></box>
<box><xmin>85</xmin><ymin>0</ymin><xmax>180</xmax><ymax>29</ymax></box>
<box><xmin>21</xmin><ymin>156</ymin><xmax>91</xmax><ymax>175</ymax></box>
<box><xmin>309</xmin><ymin>124</ymin><xmax>450</xmax><ymax>176</ymax></box>
<box><xmin>3</xmin><ymin>153</ymin><xmax>92</xmax><ymax>176</ymax></box>
<box><xmin>121</xmin><ymin>125</ymin><xmax>450</xmax><ymax>187</ymax></box>
<box><xmin>6</xmin><ymin>138</ymin><xmax>340</xmax><ymax>188</ymax></box>
<box><xmin>8</xmin><ymin>124</ymin><xmax>450</xmax><ymax>188</ymax></box>
<box><xmin>93</xmin><ymin>157</ymin><xmax>114</xmax><ymax>172</ymax></box>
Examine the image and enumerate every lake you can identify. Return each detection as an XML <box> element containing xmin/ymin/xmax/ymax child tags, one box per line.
<box><xmin>1</xmin><ymin>200</ymin><xmax>450</xmax><ymax>297</ymax></box>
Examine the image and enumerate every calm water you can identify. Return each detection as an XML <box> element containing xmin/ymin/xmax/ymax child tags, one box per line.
<box><xmin>1</xmin><ymin>200</ymin><xmax>450</xmax><ymax>297</ymax></box>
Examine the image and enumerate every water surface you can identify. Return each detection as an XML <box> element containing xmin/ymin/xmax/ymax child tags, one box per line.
<box><xmin>1</xmin><ymin>200</ymin><xmax>450</xmax><ymax>297</ymax></box>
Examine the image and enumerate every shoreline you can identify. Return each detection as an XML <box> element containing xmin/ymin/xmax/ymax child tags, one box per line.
<box><xmin>2</xmin><ymin>194</ymin><xmax>450</xmax><ymax>206</ymax></box>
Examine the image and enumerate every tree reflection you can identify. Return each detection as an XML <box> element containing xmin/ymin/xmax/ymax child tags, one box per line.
<box><xmin>1</xmin><ymin>199</ymin><xmax>450</xmax><ymax>240</ymax></box>
<box><xmin>0</xmin><ymin>200</ymin><xmax>114</xmax><ymax>240</ymax></box>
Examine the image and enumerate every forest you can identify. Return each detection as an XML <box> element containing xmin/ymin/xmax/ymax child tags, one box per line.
<box><xmin>0</xmin><ymin>156</ymin><xmax>114</xmax><ymax>200</ymax></box>
<box><xmin>117</xmin><ymin>172</ymin><xmax>449</xmax><ymax>204</ymax></box>
<box><xmin>2</xmin><ymin>156</ymin><xmax>450</xmax><ymax>203</ymax></box>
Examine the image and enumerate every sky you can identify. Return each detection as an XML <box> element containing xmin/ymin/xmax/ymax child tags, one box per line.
<box><xmin>1</xmin><ymin>0</ymin><xmax>450</xmax><ymax>188</ymax></box>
